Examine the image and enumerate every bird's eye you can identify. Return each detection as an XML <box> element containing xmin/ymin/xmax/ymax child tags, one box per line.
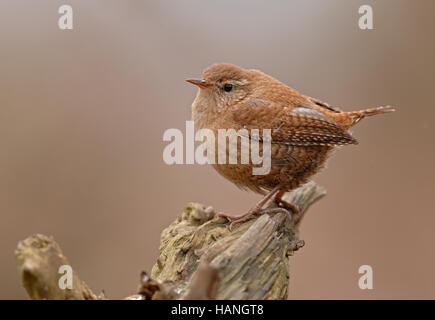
<box><xmin>223</xmin><ymin>83</ymin><xmax>233</xmax><ymax>92</ymax></box>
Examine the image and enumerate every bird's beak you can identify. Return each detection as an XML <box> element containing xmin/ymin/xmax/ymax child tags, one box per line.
<box><xmin>186</xmin><ymin>79</ymin><xmax>208</xmax><ymax>89</ymax></box>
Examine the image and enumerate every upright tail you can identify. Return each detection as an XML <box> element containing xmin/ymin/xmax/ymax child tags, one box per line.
<box><xmin>335</xmin><ymin>105</ymin><xmax>395</xmax><ymax>129</ymax></box>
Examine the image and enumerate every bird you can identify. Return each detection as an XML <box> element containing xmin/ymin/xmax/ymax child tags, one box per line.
<box><xmin>186</xmin><ymin>63</ymin><xmax>394</xmax><ymax>228</ymax></box>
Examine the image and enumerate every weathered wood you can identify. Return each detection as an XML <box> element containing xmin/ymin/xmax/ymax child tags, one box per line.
<box><xmin>15</xmin><ymin>181</ymin><xmax>326</xmax><ymax>300</ymax></box>
<box><xmin>150</xmin><ymin>181</ymin><xmax>326</xmax><ymax>300</ymax></box>
<box><xmin>15</xmin><ymin>234</ymin><xmax>100</xmax><ymax>300</ymax></box>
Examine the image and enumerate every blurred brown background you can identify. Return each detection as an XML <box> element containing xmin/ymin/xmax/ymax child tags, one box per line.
<box><xmin>1</xmin><ymin>0</ymin><xmax>434</xmax><ymax>299</ymax></box>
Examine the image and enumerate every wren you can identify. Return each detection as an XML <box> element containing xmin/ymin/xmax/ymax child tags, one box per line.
<box><xmin>187</xmin><ymin>63</ymin><xmax>394</xmax><ymax>227</ymax></box>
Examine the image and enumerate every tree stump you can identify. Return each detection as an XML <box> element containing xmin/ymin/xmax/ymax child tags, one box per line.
<box><xmin>15</xmin><ymin>181</ymin><xmax>326</xmax><ymax>300</ymax></box>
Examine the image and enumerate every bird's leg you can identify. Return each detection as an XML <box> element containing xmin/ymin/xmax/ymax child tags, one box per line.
<box><xmin>215</xmin><ymin>185</ymin><xmax>281</xmax><ymax>230</ymax></box>
<box><xmin>274</xmin><ymin>190</ymin><xmax>301</xmax><ymax>224</ymax></box>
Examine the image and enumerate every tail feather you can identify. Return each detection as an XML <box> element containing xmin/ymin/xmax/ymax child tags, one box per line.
<box><xmin>339</xmin><ymin>105</ymin><xmax>395</xmax><ymax>129</ymax></box>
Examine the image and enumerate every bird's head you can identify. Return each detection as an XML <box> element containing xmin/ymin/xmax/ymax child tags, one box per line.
<box><xmin>187</xmin><ymin>63</ymin><xmax>256</xmax><ymax>110</ymax></box>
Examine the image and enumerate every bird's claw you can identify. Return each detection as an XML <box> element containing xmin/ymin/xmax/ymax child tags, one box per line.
<box><xmin>214</xmin><ymin>212</ymin><xmax>257</xmax><ymax>231</ymax></box>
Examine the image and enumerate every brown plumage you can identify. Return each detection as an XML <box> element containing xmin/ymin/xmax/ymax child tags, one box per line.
<box><xmin>187</xmin><ymin>63</ymin><xmax>394</xmax><ymax>225</ymax></box>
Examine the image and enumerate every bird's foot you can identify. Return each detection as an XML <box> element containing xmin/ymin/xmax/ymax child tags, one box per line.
<box><xmin>215</xmin><ymin>207</ymin><xmax>290</xmax><ymax>231</ymax></box>
<box><xmin>274</xmin><ymin>191</ymin><xmax>301</xmax><ymax>224</ymax></box>
<box><xmin>215</xmin><ymin>211</ymin><xmax>259</xmax><ymax>231</ymax></box>
<box><xmin>215</xmin><ymin>186</ymin><xmax>282</xmax><ymax>231</ymax></box>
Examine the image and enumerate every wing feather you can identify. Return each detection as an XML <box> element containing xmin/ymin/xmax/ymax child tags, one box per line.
<box><xmin>231</xmin><ymin>99</ymin><xmax>357</xmax><ymax>146</ymax></box>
